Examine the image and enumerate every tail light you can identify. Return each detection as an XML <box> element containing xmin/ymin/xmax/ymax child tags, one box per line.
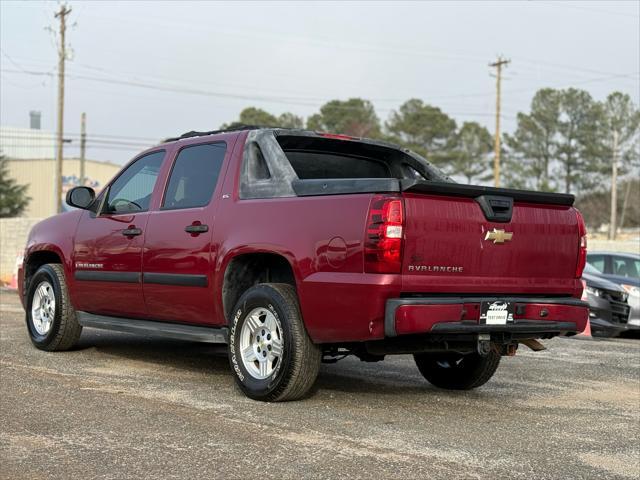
<box><xmin>318</xmin><ymin>132</ymin><xmax>356</xmax><ymax>141</ymax></box>
<box><xmin>364</xmin><ymin>195</ymin><xmax>404</xmax><ymax>273</ymax></box>
<box><xmin>575</xmin><ymin>209</ymin><xmax>587</xmax><ymax>278</ymax></box>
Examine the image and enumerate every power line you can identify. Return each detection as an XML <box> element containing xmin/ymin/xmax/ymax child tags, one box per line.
<box><xmin>86</xmin><ymin>10</ymin><xmax>640</xmax><ymax>83</ymax></box>
<box><xmin>4</xmin><ymin>66</ymin><xmax>635</xmax><ymax>114</ymax></box>
<box><xmin>6</xmin><ymin>50</ymin><xmax>636</xmax><ymax>99</ymax></box>
<box><xmin>91</xmin><ymin>11</ymin><xmax>639</xmax><ymax>74</ymax></box>
<box><xmin>76</xmin><ymin>68</ymin><xmax>640</xmax><ymax>101</ymax></box>
<box><xmin>65</xmin><ymin>132</ymin><xmax>161</xmax><ymax>142</ymax></box>
<box><xmin>0</xmin><ymin>49</ymin><xmax>49</xmax><ymax>75</ymax></box>
<box><xmin>1</xmin><ymin>130</ymin><xmax>162</xmax><ymax>142</ymax></box>
<box><xmin>0</xmin><ymin>135</ymin><xmax>155</xmax><ymax>148</ymax></box>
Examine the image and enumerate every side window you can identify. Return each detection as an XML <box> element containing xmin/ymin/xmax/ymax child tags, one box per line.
<box><xmin>587</xmin><ymin>255</ymin><xmax>605</xmax><ymax>273</ymax></box>
<box><xmin>612</xmin><ymin>256</ymin><xmax>640</xmax><ymax>279</ymax></box>
<box><xmin>162</xmin><ymin>143</ymin><xmax>226</xmax><ymax>210</ymax></box>
<box><xmin>106</xmin><ymin>151</ymin><xmax>165</xmax><ymax>213</ymax></box>
<box><xmin>402</xmin><ymin>163</ymin><xmax>426</xmax><ymax>180</ymax></box>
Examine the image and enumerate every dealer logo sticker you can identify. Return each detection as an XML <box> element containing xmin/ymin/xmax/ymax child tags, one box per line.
<box><xmin>480</xmin><ymin>301</ymin><xmax>515</xmax><ymax>325</ymax></box>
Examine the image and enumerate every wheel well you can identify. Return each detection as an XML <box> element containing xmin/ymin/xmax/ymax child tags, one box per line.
<box><xmin>24</xmin><ymin>251</ymin><xmax>62</xmax><ymax>291</ymax></box>
<box><xmin>222</xmin><ymin>253</ymin><xmax>296</xmax><ymax>321</ymax></box>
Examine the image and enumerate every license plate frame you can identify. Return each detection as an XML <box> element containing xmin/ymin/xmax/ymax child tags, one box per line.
<box><xmin>480</xmin><ymin>300</ymin><xmax>515</xmax><ymax>325</ymax></box>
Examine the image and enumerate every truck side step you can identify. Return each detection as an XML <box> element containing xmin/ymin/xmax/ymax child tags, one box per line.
<box><xmin>77</xmin><ymin>312</ymin><xmax>228</xmax><ymax>344</ymax></box>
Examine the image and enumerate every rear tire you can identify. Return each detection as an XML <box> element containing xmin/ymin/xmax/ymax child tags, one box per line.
<box><xmin>26</xmin><ymin>263</ymin><xmax>82</xmax><ymax>351</ymax></box>
<box><xmin>414</xmin><ymin>351</ymin><xmax>500</xmax><ymax>390</ymax></box>
<box><xmin>228</xmin><ymin>283</ymin><xmax>321</xmax><ymax>402</ymax></box>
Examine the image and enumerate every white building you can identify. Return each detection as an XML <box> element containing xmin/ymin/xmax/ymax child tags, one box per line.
<box><xmin>1</xmin><ymin>125</ymin><xmax>121</xmax><ymax>217</ymax></box>
<box><xmin>0</xmin><ymin>125</ymin><xmax>57</xmax><ymax>159</ymax></box>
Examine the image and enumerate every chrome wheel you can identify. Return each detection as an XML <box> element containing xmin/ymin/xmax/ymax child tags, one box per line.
<box><xmin>31</xmin><ymin>281</ymin><xmax>56</xmax><ymax>336</ymax></box>
<box><xmin>239</xmin><ymin>307</ymin><xmax>284</xmax><ymax>380</ymax></box>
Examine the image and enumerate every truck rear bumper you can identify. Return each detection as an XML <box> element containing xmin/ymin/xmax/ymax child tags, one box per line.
<box><xmin>385</xmin><ymin>297</ymin><xmax>589</xmax><ymax>337</ymax></box>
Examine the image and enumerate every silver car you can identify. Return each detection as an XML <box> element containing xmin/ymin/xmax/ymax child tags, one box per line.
<box><xmin>587</xmin><ymin>251</ymin><xmax>640</xmax><ymax>331</ymax></box>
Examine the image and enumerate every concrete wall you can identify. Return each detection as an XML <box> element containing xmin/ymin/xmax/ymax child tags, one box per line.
<box><xmin>0</xmin><ymin>217</ymin><xmax>43</xmax><ymax>285</ymax></box>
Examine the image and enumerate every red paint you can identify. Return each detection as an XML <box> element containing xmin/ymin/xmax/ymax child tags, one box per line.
<box><xmin>402</xmin><ymin>194</ymin><xmax>584</xmax><ymax>298</ymax></box>
<box><xmin>20</xmin><ymin>211</ymin><xmax>82</xmax><ymax>307</ymax></box>
<box><xmin>142</xmin><ymin>210</ymin><xmax>215</xmax><ymax>323</ymax></box>
<box><xmin>141</xmin><ymin>136</ymin><xmax>238</xmax><ymax>324</ymax></box>
<box><xmin>73</xmin><ymin>210</ymin><xmax>150</xmax><ymax>317</ymax></box>
<box><xmin>514</xmin><ymin>303</ymin><xmax>588</xmax><ymax>328</ymax></box>
<box><xmin>19</xmin><ymin>129</ymin><xmax>589</xmax><ymax>344</ymax></box>
<box><xmin>394</xmin><ymin>301</ymin><xmax>588</xmax><ymax>335</ymax></box>
<box><xmin>395</xmin><ymin>304</ymin><xmax>464</xmax><ymax>335</ymax></box>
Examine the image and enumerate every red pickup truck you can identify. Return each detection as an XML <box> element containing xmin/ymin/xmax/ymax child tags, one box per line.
<box><xmin>19</xmin><ymin>127</ymin><xmax>589</xmax><ymax>401</ymax></box>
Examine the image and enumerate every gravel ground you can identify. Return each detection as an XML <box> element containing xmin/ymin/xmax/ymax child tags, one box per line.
<box><xmin>1</xmin><ymin>288</ymin><xmax>639</xmax><ymax>480</ymax></box>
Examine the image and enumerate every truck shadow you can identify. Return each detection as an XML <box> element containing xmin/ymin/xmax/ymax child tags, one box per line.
<box><xmin>76</xmin><ymin>329</ymin><xmax>229</xmax><ymax>375</ymax></box>
<box><xmin>314</xmin><ymin>368</ymin><xmax>433</xmax><ymax>396</ymax></box>
<box><xmin>75</xmin><ymin>329</ymin><xmax>444</xmax><ymax>397</ymax></box>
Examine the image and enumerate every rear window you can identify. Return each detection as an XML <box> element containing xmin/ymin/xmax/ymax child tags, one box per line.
<box><xmin>285</xmin><ymin>151</ymin><xmax>390</xmax><ymax>179</ymax></box>
<box><xmin>276</xmin><ymin>135</ymin><xmax>417</xmax><ymax>180</ymax></box>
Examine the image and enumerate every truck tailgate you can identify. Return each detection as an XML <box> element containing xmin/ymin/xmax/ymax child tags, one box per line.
<box><xmin>401</xmin><ymin>190</ymin><xmax>581</xmax><ymax>296</ymax></box>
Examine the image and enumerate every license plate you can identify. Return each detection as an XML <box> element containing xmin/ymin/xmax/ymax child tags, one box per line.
<box><xmin>480</xmin><ymin>301</ymin><xmax>515</xmax><ymax>325</ymax></box>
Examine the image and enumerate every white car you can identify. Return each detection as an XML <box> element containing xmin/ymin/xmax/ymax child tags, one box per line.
<box><xmin>587</xmin><ymin>252</ymin><xmax>640</xmax><ymax>331</ymax></box>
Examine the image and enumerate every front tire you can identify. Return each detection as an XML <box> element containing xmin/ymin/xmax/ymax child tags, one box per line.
<box><xmin>228</xmin><ymin>283</ymin><xmax>321</xmax><ymax>402</ymax></box>
<box><xmin>414</xmin><ymin>351</ymin><xmax>501</xmax><ymax>390</ymax></box>
<box><xmin>26</xmin><ymin>263</ymin><xmax>82</xmax><ymax>351</ymax></box>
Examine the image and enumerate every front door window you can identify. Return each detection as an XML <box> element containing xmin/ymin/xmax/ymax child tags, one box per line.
<box><xmin>106</xmin><ymin>151</ymin><xmax>165</xmax><ymax>213</ymax></box>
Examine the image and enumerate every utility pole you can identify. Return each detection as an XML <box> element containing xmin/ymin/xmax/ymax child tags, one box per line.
<box><xmin>80</xmin><ymin>112</ymin><xmax>86</xmax><ymax>186</ymax></box>
<box><xmin>490</xmin><ymin>56</ymin><xmax>510</xmax><ymax>188</ymax></box>
<box><xmin>618</xmin><ymin>177</ymin><xmax>632</xmax><ymax>235</ymax></box>
<box><xmin>54</xmin><ymin>4</ymin><xmax>71</xmax><ymax>213</ymax></box>
<box><xmin>609</xmin><ymin>130</ymin><xmax>619</xmax><ymax>240</ymax></box>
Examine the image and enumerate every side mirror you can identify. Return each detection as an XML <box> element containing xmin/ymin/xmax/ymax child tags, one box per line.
<box><xmin>66</xmin><ymin>186</ymin><xmax>95</xmax><ymax>210</ymax></box>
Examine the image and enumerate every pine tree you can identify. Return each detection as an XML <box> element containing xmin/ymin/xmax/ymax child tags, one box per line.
<box><xmin>450</xmin><ymin>121</ymin><xmax>493</xmax><ymax>184</ymax></box>
<box><xmin>0</xmin><ymin>155</ymin><xmax>30</xmax><ymax>217</ymax></box>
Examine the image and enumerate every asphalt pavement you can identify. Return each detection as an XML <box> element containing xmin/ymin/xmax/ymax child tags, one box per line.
<box><xmin>1</xmin><ymin>289</ymin><xmax>639</xmax><ymax>479</ymax></box>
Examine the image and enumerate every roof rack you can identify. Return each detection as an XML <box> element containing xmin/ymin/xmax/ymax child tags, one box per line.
<box><xmin>163</xmin><ymin>124</ymin><xmax>284</xmax><ymax>143</ymax></box>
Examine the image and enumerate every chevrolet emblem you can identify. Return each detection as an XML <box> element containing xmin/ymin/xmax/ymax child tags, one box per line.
<box><xmin>484</xmin><ymin>228</ymin><xmax>513</xmax><ymax>244</ymax></box>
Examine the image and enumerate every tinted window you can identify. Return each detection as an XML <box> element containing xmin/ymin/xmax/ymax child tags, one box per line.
<box><xmin>107</xmin><ymin>151</ymin><xmax>165</xmax><ymax>213</ymax></box>
<box><xmin>612</xmin><ymin>256</ymin><xmax>640</xmax><ymax>278</ymax></box>
<box><xmin>163</xmin><ymin>143</ymin><xmax>226</xmax><ymax>209</ymax></box>
<box><xmin>587</xmin><ymin>255</ymin><xmax>605</xmax><ymax>273</ymax></box>
<box><xmin>403</xmin><ymin>164</ymin><xmax>426</xmax><ymax>180</ymax></box>
<box><xmin>275</xmin><ymin>134</ymin><xmax>445</xmax><ymax>181</ymax></box>
<box><xmin>286</xmin><ymin>152</ymin><xmax>390</xmax><ymax>179</ymax></box>
<box><xmin>583</xmin><ymin>263</ymin><xmax>599</xmax><ymax>274</ymax></box>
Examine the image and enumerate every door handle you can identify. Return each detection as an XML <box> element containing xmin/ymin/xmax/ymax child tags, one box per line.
<box><xmin>185</xmin><ymin>224</ymin><xmax>209</xmax><ymax>234</ymax></box>
<box><xmin>122</xmin><ymin>227</ymin><xmax>142</xmax><ymax>237</ymax></box>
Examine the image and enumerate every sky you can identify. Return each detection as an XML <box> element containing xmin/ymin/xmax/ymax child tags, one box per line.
<box><xmin>1</xmin><ymin>0</ymin><xmax>639</xmax><ymax>165</ymax></box>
